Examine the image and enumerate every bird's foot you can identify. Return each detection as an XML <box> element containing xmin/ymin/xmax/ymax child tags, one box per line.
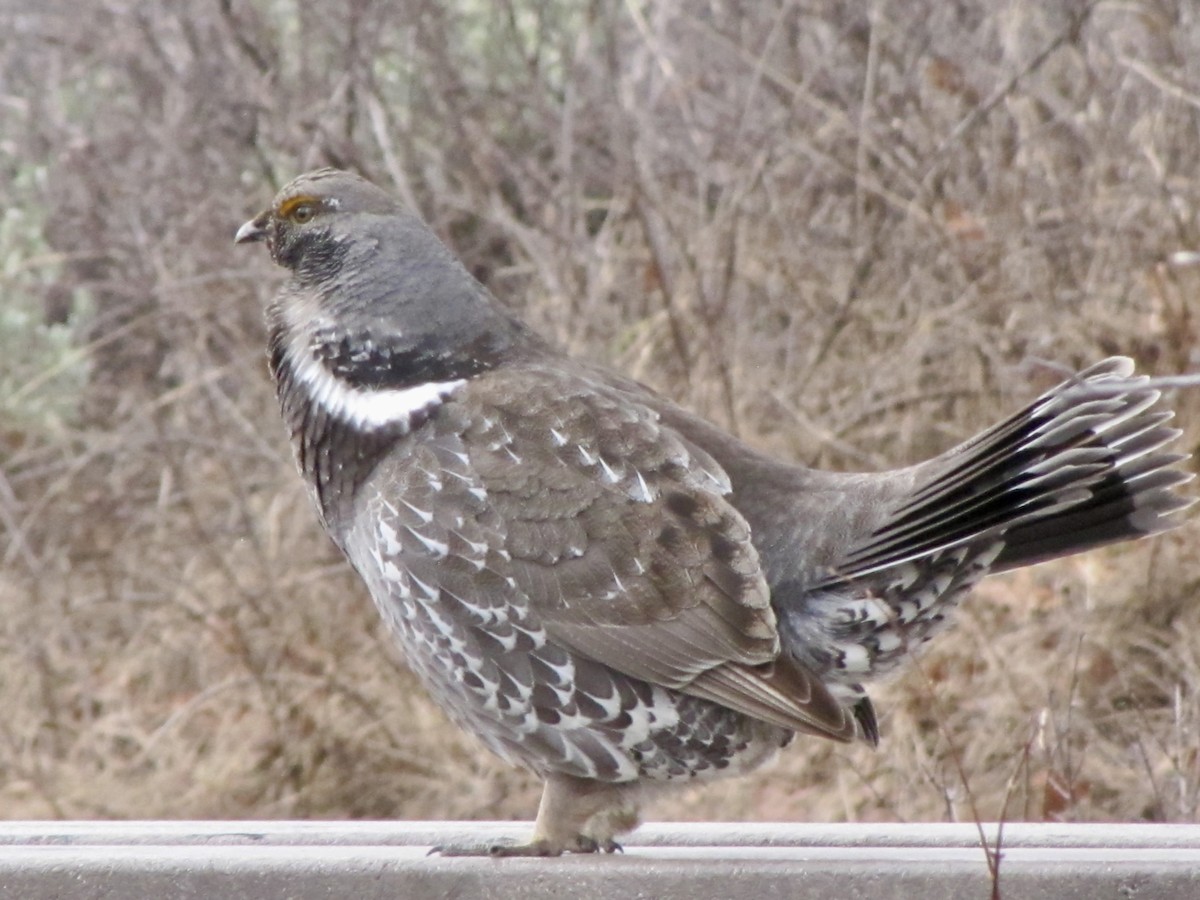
<box><xmin>430</xmin><ymin>834</ymin><xmax>622</xmax><ymax>857</ymax></box>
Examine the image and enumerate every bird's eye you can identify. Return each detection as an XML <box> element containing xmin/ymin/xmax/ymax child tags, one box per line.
<box><xmin>289</xmin><ymin>203</ymin><xmax>317</xmax><ymax>224</ymax></box>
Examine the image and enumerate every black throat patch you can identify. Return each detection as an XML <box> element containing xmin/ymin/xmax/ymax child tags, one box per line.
<box><xmin>311</xmin><ymin>327</ymin><xmax>505</xmax><ymax>391</ymax></box>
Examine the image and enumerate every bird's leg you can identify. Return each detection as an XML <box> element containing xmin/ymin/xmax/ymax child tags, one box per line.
<box><xmin>433</xmin><ymin>774</ymin><xmax>640</xmax><ymax>857</ymax></box>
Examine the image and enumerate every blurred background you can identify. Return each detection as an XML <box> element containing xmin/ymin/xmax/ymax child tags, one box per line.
<box><xmin>0</xmin><ymin>0</ymin><xmax>1198</xmax><ymax>824</ymax></box>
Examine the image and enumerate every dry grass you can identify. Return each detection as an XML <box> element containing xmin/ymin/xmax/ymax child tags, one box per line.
<box><xmin>0</xmin><ymin>0</ymin><xmax>1198</xmax><ymax>826</ymax></box>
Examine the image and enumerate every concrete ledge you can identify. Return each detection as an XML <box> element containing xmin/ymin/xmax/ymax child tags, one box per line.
<box><xmin>0</xmin><ymin>821</ymin><xmax>1197</xmax><ymax>899</ymax></box>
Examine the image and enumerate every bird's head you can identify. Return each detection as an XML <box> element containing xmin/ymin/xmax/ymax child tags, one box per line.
<box><xmin>236</xmin><ymin>169</ymin><xmax>540</xmax><ymax>425</ymax></box>
<box><xmin>235</xmin><ymin>168</ymin><xmax>405</xmax><ymax>276</ymax></box>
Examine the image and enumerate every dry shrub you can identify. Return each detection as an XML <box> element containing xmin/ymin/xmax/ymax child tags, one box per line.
<box><xmin>0</xmin><ymin>0</ymin><xmax>1197</xmax><ymax>824</ymax></box>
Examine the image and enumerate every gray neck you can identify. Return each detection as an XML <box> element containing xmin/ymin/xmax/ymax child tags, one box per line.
<box><xmin>266</xmin><ymin>211</ymin><xmax>545</xmax><ymax>533</ymax></box>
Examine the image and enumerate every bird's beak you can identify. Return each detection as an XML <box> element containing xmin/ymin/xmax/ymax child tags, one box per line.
<box><xmin>235</xmin><ymin>211</ymin><xmax>270</xmax><ymax>244</ymax></box>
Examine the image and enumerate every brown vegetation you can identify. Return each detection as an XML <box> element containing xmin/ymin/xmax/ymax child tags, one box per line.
<box><xmin>0</xmin><ymin>0</ymin><xmax>1197</xmax><ymax>825</ymax></box>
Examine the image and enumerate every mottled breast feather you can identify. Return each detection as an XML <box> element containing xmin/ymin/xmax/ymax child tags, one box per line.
<box><xmin>341</xmin><ymin>362</ymin><xmax>855</xmax><ymax>782</ymax></box>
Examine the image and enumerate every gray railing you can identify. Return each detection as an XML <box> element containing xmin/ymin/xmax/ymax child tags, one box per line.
<box><xmin>1</xmin><ymin>821</ymin><xmax>1198</xmax><ymax>899</ymax></box>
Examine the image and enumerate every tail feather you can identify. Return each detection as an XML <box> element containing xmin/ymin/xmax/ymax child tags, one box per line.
<box><xmin>994</xmin><ymin>454</ymin><xmax>1193</xmax><ymax>570</ymax></box>
<box><xmin>781</xmin><ymin>358</ymin><xmax>1192</xmax><ymax>737</ymax></box>
<box><xmin>817</xmin><ymin>358</ymin><xmax>1194</xmax><ymax>589</ymax></box>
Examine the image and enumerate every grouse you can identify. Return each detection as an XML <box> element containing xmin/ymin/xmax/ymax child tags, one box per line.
<box><xmin>236</xmin><ymin>168</ymin><xmax>1193</xmax><ymax>856</ymax></box>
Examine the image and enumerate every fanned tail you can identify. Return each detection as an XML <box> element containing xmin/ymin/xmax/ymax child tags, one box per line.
<box><xmin>818</xmin><ymin>356</ymin><xmax>1194</xmax><ymax>588</ymax></box>
<box><xmin>782</xmin><ymin>359</ymin><xmax>1193</xmax><ymax>739</ymax></box>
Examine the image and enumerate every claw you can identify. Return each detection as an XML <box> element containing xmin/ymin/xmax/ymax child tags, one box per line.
<box><xmin>489</xmin><ymin>839</ymin><xmax>560</xmax><ymax>858</ymax></box>
<box><xmin>429</xmin><ymin>839</ymin><xmax>536</xmax><ymax>857</ymax></box>
<box><xmin>431</xmin><ymin>773</ymin><xmax>638</xmax><ymax>858</ymax></box>
<box><xmin>430</xmin><ymin>834</ymin><xmax>614</xmax><ymax>857</ymax></box>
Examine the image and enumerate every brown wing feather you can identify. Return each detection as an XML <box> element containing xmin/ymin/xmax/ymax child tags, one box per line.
<box><xmin>446</xmin><ymin>364</ymin><xmax>852</xmax><ymax>740</ymax></box>
<box><xmin>687</xmin><ymin>660</ymin><xmax>855</xmax><ymax>741</ymax></box>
